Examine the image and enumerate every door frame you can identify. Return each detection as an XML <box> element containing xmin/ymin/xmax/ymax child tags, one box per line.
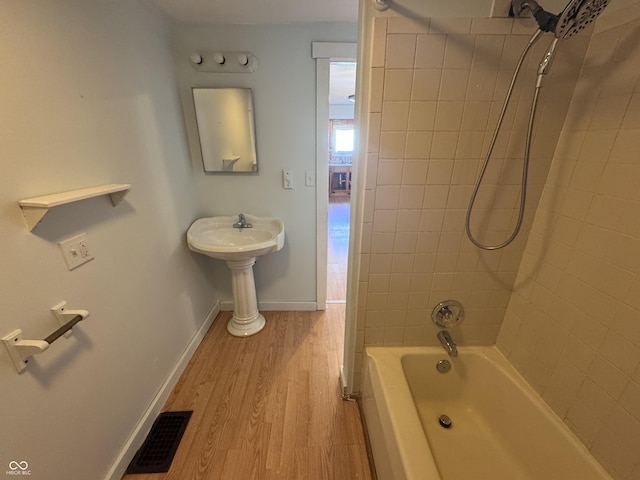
<box><xmin>312</xmin><ymin>42</ymin><xmax>357</xmax><ymax>311</ymax></box>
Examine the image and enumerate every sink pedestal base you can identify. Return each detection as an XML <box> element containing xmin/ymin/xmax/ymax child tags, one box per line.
<box><xmin>226</xmin><ymin>257</ymin><xmax>265</xmax><ymax>337</ymax></box>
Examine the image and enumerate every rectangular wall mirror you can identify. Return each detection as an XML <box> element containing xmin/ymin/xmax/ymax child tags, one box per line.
<box><xmin>192</xmin><ymin>88</ymin><xmax>258</xmax><ymax>173</ymax></box>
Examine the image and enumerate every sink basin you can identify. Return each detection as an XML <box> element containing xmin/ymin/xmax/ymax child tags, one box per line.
<box><xmin>187</xmin><ymin>214</ymin><xmax>284</xmax><ymax>261</ymax></box>
<box><xmin>187</xmin><ymin>214</ymin><xmax>285</xmax><ymax>337</ymax></box>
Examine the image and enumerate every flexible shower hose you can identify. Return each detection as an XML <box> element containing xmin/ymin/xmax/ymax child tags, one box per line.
<box><xmin>465</xmin><ymin>29</ymin><xmax>545</xmax><ymax>250</ymax></box>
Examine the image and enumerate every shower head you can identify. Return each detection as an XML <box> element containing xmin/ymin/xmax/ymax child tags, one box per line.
<box><xmin>511</xmin><ymin>0</ymin><xmax>610</xmax><ymax>39</ymax></box>
<box><xmin>555</xmin><ymin>0</ymin><xmax>610</xmax><ymax>38</ymax></box>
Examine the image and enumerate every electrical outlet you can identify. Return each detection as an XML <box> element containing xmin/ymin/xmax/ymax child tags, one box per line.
<box><xmin>283</xmin><ymin>169</ymin><xmax>293</xmax><ymax>189</ymax></box>
<box><xmin>59</xmin><ymin>233</ymin><xmax>94</xmax><ymax>270</ymax></box>
<box><xmin>305</xmin><ymin>170</ymin><xmax>315</xmax><ymax>186</ymax></box>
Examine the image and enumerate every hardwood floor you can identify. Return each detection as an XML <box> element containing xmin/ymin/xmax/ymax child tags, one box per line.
<box><xmin>122</xmin><ymin>306</ymin><xmax>371</xmax><ymax>480</ymax></box>
<box><xmin>327</xmin><ymin>197</ymin><xmax>350</xmax><ymax>303</ymax></box>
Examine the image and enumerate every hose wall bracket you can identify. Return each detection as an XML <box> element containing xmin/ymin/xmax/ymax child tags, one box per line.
<box><xmin>373</xmin><ymin>0</ymin><xmax>391</xmax><ymax>11</ymax></box>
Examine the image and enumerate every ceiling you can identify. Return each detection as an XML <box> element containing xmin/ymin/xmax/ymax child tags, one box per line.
<box><xmin>146</xmin><ymin>0</ymin><xmax>627</xmax><ymax>26</ymax></box>
<box><xmin>146</xmin><ymin>0</ymin><xmax>359</xmax><ymax>25</ymax></box>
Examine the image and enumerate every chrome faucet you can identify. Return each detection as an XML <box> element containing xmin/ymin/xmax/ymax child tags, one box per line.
<box><xmin>440</xmin><ymin>306</ymin><xmax>453</xmax><ymax>323</ymax></box>
<box><xmin>437</xmin><ymin>330</ymin><xmax>458</xmax><ymax>358</ymax></box>
<box><xmin>232</xmin><ymin>213</ymin><xmax>252</xmax><ymax>229</ymax></box>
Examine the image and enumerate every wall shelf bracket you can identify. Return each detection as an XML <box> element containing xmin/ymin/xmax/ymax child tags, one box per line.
<box><xmin>18</xmin><ymin>183</ymin><xmax>131</xmax><ymax>231</ymax></box>
<box><xmin>2</xmin><ymin>303</ymin><xmax>90</xmax><ymax>373</ymax></box>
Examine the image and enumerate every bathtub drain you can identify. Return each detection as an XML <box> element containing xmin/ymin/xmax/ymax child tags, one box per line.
<box><xmin>436</xmin><ymin>359</ymin><xmax>451</xmax><ymax>373</ymax></box>
<box><xmin>438</xmin><ymin>414</ymin><xmax>452</xmax><ymax>429</ymax></box>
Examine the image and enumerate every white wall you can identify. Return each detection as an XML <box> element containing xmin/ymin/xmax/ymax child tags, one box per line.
<box><xmin>174</xmin><ymin>23</ymin><xmax>357</xmax><ymax>308</ymax></box>
<box><xmin>0</xmin><ymin>2</ymin><xmax>217</xmax><ymax>478</ymax></box>
<box><xmin>330</xmin><ymin>104</ymin><xmax>356</xmax><ymax>119</ymax></box>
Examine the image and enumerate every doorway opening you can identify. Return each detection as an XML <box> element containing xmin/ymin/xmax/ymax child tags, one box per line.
<box><xmin>313</xmin><ymin>42</ymin><xmax>358</xmax><ymax>393</ymax></box>
<box><xmin>327</xmin><ymin>61</ymin><xmax>356</xmax><ymax>304</ymax></box>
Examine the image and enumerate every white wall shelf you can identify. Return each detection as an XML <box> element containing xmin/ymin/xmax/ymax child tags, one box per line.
<box><xmin>18</xmin><ymin>183</ymin><xmax>131</xmax><ymax>231</ymax></box>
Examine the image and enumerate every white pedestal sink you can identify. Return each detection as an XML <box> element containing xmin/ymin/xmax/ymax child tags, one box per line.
<box><xmin>187</xmin><ymin>214</ymin><xmax>284</xmax><ymax>337</ymax></box>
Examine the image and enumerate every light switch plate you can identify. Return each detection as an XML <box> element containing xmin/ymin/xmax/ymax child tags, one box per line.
<box><xmin>305</xmin><ymin>170</ymin><xmax>315</xmax><ymax>186</ymax></box>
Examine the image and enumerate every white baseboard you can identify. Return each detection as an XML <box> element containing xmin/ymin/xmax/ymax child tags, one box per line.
<box><xmin>220</xmin><ymin>300</ymin><xmax>317</xmax><ymax>311</ymax></box>
<box><xmin>105</xmin><ymin>302</ymin><xmax>220</xmax><ymax>480</ymax></box>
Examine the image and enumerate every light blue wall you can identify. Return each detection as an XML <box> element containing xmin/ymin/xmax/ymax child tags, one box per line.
<box><xmin>175</xmin><ymin>23</ymin><xmax>358</xmax><ymax>307</ymax></box>
<box><xmin>0</xmin><ymin>1</ymin><xmax>217</xmax><ymax>478</ymax></box>
<box><xmin>0</xmin><ymin>5</ymin><xmax>357</xmax><ymax>477</ymax></box>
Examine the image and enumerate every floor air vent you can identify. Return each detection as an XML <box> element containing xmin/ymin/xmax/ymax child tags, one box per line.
<box><xmin>126</xmin><ymin>411</ymin><xmax>192</xmax><ymax>474</ymax></box>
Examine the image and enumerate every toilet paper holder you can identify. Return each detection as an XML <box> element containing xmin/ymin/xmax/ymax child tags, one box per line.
<box><xmin>2</xmin><ymin>301</ymin><xmax>90</xmax><ymax>373</ymax></box>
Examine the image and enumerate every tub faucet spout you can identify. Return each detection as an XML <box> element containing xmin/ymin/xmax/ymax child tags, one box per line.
<box><xmin>437</xmin><ymin>330</ymin><xmax>458</xmax><ymax>358</ymax></box>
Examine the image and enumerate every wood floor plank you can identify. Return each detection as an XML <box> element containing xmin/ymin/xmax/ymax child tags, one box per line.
<box><xmin>121</xmin><ymin>306</ymin><xmax>371</xmax><ymax>480</ymax></box>
<box><xmin>219</xmin><ymin>422</ymin><xmax>271</xmax><ymax>479</ymax></box>
<box><xmin>328</xmin><ymin>197</ymin><xmax>350</xmax><ymax>303</ymax></box>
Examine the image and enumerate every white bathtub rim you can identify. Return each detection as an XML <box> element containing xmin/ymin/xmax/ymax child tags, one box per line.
<box><xmin>365</xmin><ymin>347</ymin><xmax>441</xmax><ymax>480</ymax></box>
<box><xmin>364</xmin><ymin>345</ymin><xmax>612</xmax><ymax>480</ymax></box>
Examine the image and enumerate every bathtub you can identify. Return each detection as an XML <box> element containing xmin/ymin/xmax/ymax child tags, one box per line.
<box><xmin>361</xmin><ymin>346</ymin><xmax>611</xmax><ymax>480</ymax></box>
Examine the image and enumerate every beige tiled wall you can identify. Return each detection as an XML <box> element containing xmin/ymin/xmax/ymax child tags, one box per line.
<box><xmin>497</xmin><ymin>11</ymin><xmax>640</xmax><ymax>480</ymax></box>
<box><xmin>352</xmin><ymin>15</ymin><xmax>588</xmax><ymax>386</ymax></box>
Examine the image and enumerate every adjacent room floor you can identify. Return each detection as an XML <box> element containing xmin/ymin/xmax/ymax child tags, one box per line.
<box><xmin>327</xmin><ymin>197</ymin><xmax>350</xmax><ymax>303</ymax></box>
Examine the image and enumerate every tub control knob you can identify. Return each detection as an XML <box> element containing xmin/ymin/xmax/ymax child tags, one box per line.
<box><xmin>432</xmin><ymin>300</ymin><xmax>465</xmax><ymax>328</ymax></box>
